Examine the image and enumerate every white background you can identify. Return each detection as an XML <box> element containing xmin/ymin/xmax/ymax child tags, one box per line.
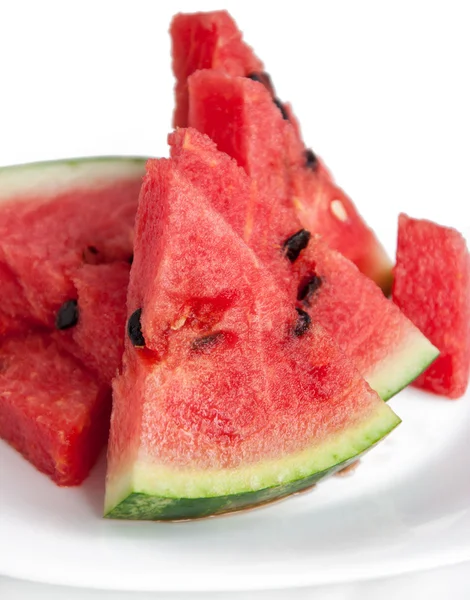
<box><xmin>0</xmin><ymin>0</ymin><xmax>469</xmax><ymax>598</ymax></box>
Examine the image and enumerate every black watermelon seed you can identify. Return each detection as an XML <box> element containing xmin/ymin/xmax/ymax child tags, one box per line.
<box><xmin>304</xmin><ymin>149</ymin><xmax>318</xmax><ymax>170</ymax></box>
<box><xmin>273</xmin><ymin>97</ymin><xmax>289</xmax><ymax>120</ymax></box>
<box><xmin>83</xmin><ymin>245</ymin><xmax>101</xmax><ymax>264</ymax></box>
<box><xmin>128</xmin><ymin>254</ymin><xmax>134</xmax><ymax>265</ymax></box>
<box><xmin>246</xmin><ymin>71</ymin><xmax>274</xmax><ymax>94</ymax></box>
<box><xmin>128</xmin><ymin>308</ymin><xmax>145</xmax><ymax>347</ymax></box>
<box><xmin>56</xmin><ymin>300</ymin><xmax>79</xmax><ymax>330</ymax></box>
<box><xmin>298</xmin><ymin>275</ymin><xmax>323</xmax><ymax>302</ymax></box>
<box><xmin>191</xmin><ymin>332</ymin><xmax>224</xmax><ymax>354</ymax></box>
<box><xmin>246</xmin><ymin>72</ymin><xmax>265</xmax><ymax>83</ymax></box>
<box><xmin>294</xmin><ymin>308</ymin><xmax>311</xmax><ymax>337</ymax></box>
<box><xmin>283</xmin><ymin>229</ymin><xmax>311</xmax><ymax>262</ymax></box>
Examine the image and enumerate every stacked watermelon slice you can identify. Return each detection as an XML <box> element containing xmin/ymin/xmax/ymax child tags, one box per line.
<box><xmin>0</xmin><ymin>158</ymin><xmax>144</xmax><ymax>484</ymax></box>
<box><xmin>0</xmin><ymin>10</ymin><xmax>468</xmax><ymax>520</ymax></box>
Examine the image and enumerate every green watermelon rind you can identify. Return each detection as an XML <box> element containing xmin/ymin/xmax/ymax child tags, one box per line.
<box><xmin>104</xmin><ymin>403</ymin><xmax>400</xmax><ymax>520</ymax></box>
<box><xmin>366</xmin><ymin>329</ymin><xmax>440</xmax><ymax>401</ymax></box>
<box><xmin>0</xmin><ymin>156</ymin><xmax>148</xmax><ymax>202</ymax></box>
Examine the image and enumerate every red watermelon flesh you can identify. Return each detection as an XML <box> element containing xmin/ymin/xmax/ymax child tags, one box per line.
<box><xmin>0</xmin><ymin>159</ymin><xmax>142</xmax><ymax>334</ymax></box>
<box><xmin>0</xmin><ymin>158</ymin><xmax>144</xmax><ymax>484</ymax></box>
<box><xmin>169</xmin><ymin>127</ymin><xmax>438</xmax><ymax>400</ymax></box>
<box><xmin>295</xmin><ymin>236</ymin><xmax>439</xmax><ymax>400</ymax></box>
<box><xmin>0</xmin><ymin>332</ymin><xmax>110</xmax><ymax>485</ymax></box>
<box><xmin>104</xmin><ymin>156</ymin><xmax>400</xmax><ymax>520</ymax></box>
<box><xmin>393</xmin><ymin>214</ymin><xmax>470</xmax><ymax>398</ymax></box>
<box><xmin>53</xmin><ymin>262</ymin><xmax>130</xmax><ymax>384</ymax></box>
<box><xmin>186</xmin><ymin>69</ymin><xmax>392</xmax><ymax>290</ymax></box>
<box><xmin>171</xmin><ymin>10</ymin><xmax>263</xmax><ymax>128</ymax></box>
<box><xmin>168</xmin><ymin>127</ymin><xmax>297</xmax><ymax>296</ymax></box>
<box><xmin>171</xmin><ymin>12</ymin><xmax>392</xmax><ymax>289</ymax></box>
<box><xmin>0</xmin><ymin>262</ymin><xmax>37</xmax><ymax>336</ymax></box>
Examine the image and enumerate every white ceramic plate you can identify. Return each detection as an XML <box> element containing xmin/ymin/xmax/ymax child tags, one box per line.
<box><xmin>1</xmin><ymin>388</ymin><xmax>469</xmax><ymax>592</ymax></box>
<box><xmin>1</xmin><ymin>0</ymin><xmax>470</xmax><ymax>594</ymax></box>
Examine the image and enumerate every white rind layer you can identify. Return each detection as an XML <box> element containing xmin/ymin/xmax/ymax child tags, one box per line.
<box><xmin>0</xmin><ymin>157</ymin><xmax>147</xmax><ymax>203</ymax></box>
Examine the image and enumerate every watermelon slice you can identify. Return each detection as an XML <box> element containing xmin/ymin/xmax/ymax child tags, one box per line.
<box><xmin>0</xmin><ymin>332</ymin><xmax>110</xmax><ymax>485</ymax></box>
<box><xmin>171</xmin><ymin>11</ymin><xmax>392</xmax><ymax>290</ymax></box>
<box><xmin>169</xmin><ymin>127</ymin><xmax>438</xmax><ymax>400</ymax></box>
<box><xmin>104</xmin><ymin>155</ymin><xmax>400</xmax><ymax>520</ymax></box>
<box><xmin>393</xmin><ymin>214</ymin><xmax>470</xmax><ymax>398</ymax></box>
<box><xmin>0</xmin><ymin>158</ymin><xmax>144</xmax><ymax>483</ymax></box>
<box><xmin>0</xmin><ymin>157</ymin><xmax>144</xmax><ymax>384</ymax></box>
<box><xmin>0</xmin><ymin>157</ymin><xmax>144</xmax><ymax>334</ymax></box>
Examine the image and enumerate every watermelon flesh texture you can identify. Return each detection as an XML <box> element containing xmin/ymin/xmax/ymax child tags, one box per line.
<box><xmin>0</xmin><ymin>158</ymin><xmax>142</xmax><ymax>334</ymax></box>
<box><xmin>53</xmin><ymin>262</ymin><xmax>130</xmax><ymax>384</ymax></box>
<box><xmin>171</xmin><ymin>11</ymin><xmax>392</xmax><ymax>290</ymax></box>
<box><xmin>168</xmin><ymin>127</ymin><xmax>297</xmax><ymax>297</ymax></box>
<box><xmin>0</xmin><ymin>262</ymin><xmax>36</xmax><ymax>336</ymax></box>
<box><xmin>393</xmin><ymin>214</ymin><xmax>470</xmax><ymax>398</ymax></box>
<box><xmin>104</xmin><ymin>156</ymin><xmax>400</xmax><ymax>520</ymax></box>
<box><xmin>169</xmin><ymin>127</ymin><xmax>438</xmax><ymax>400</ymax></box>
<box><xmin>0</xmin><ymin>332</ymin><xmax>110</xmax><ymax>485</ymax></box>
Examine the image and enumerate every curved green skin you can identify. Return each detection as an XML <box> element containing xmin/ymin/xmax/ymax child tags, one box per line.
<box><xmin>366</xmin><ymin>329</ymin><xmax>440</xmax><ymax>402</ymax></box>
<box><xmin>0</xmin><ymin>156</ymin><xmax>148</xmax><ymax>202</ymax></box>
<box><xmin>105</xmin><ymin>405</ymin><xmax>400</xmax><ymax>521</ymax></box>
<box><xmin>106</xmin><ymin>458</ymin><xmax>356</xmax><ymax>521</ymax></box>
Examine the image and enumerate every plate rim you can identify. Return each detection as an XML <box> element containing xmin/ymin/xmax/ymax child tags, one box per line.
<box><xmin>2</xmin><ymin>551</ymin><xmax>470</xmax><ymax>592</ymax></box>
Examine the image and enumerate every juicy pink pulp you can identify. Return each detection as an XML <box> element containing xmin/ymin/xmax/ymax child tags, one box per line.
<box><xmin>0</xmin><ymin>333</ymin><xmax>110</xmax><ymax>485</ymax></box>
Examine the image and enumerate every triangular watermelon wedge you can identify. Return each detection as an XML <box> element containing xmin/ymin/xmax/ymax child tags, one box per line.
<box><xmin>169</xmin><ymin>127</ymin><xmax>438</xmax><ymax>400</ymax></box>
<box><xmin>296</xmin><ymin>237</ymin><xmax>439</xmax><ymax>400</ymax></box>
<box><xmin>171</xmin><ymin>11</ymin><xmax>392</xmax><ymax>291</ymax></box>
<box><xmin>104</xmin><ymin>155</ymin><xmax>400</xmax><ymax>520</ymax></box>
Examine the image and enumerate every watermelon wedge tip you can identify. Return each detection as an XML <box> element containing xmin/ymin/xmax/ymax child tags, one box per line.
<box><xmin>104</xmin><ymin>149</ymin><xmax>400</xmax><ymax>521</ymax></box>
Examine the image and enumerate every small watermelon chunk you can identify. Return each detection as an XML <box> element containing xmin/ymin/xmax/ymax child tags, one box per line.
<box><xmin>169</xmin><ymin>127</ymin><xmax>438</xmax><ymax>400</ymax></box>
<box><xmin>54</xmin><ymin>262</ymin><xmax>130</xmax><ymax>383</ymax></box>
<box><xmin>392</xmin><ymin>214</ymin><xmax>470</xmax><ymax>398</ymax></box>
<box><xmin>0</xmin><ymin>157</ymin><xmax>144</xmax><ymax>334</ymax></box>
<box><xmin>104</xmin><ymin>155</ymin><xmax>400</xmax><ymax>521</ymax></box>
<box><xmin>171</xmin><ymin>10</ymin><xmax>263</xmax><ymax>128</ymax></box>
<box><xmin>171</xmin><ymin>12</ymin><xmax>392</xmax><ymax>289</ymax></box>
<box><xmin>0</xmin><ymin>332</ymin><xmax>110</xmax><ymax>485</ymax></box>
